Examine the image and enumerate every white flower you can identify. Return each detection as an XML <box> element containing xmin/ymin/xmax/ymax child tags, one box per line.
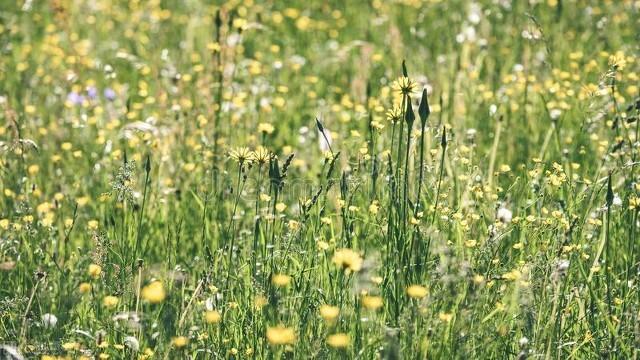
<box><xmin>497</xmin><ymin>207</ymin><xmax>513</xmax><ymax>223</ymax></box>
<box><xmin>612</xmin><ymin>194</ymin><xmax>622</xmax><ymax>207</ymax></box>
<box><xmin>124</xmin><ymin>336</ymin><xmax>140</xmax><ymax>352</ymax></box>
<box><xmin>519</xmin><ymin>337</ymin><xmax>529</xmax><ymax>347</ymax></box>
<box><xmin>41</xmin><ymin>313</ymin><xmax>58</xmax><ymax>328</ymax></box>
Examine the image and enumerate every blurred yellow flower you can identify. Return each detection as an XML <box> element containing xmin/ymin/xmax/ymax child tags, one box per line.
<box><xmin>319</xmin><ymin>304</ymin><xmax>340</xmax><ymax>321</ymax></box>
<box><xmin>88</xmin><ymin>264</ymin><xmax>102</xmax><ymax>279</ymax></box>
<box><xmin>332</xmin><ymin>248</ymin><xmax>363</xmax><ymax>273</ymax></box>
<box><xmin>103</xmin><ymin>296</ymin><xmax>119</xmax><ymax>308</ymax></box>
<box><xmin>406</xmin><ymin>285</ymin><xmax>428</xmax><ymax>299</ymax></box>
<box><xmin>272</xmin><ymin>274</ymin><xmax>292</xmax><ymax>287</ymax></box>
<box><xmin>361</xmin><ymin>295</ymin><xmax>383</xmax><ymax>310</ymax></box>
<box><xmin>266</xmin><ymin>326</ymin><xmax>296</xmax><ymax>345</ymax></box>
<box><xmin>141</xmin><ymin>281</ymin><xmax>166</xmax><ymax>304</ymax></box>
<box><xmin>172</xmin><ymin>336</ymin><xmax>189</xmax><ymax>348</ymax></box>
<box><xmin>326</xmin><ymin>333</ymin><xmax>350</xmax><ymax>348</ymax></box>
<box><xmin>205</xmin><ymin>310</ymin><xmax>222</xmax><ymax>324</ymax></box>
<box><xmin>79</xmin><ymin>282</ymin><xmax>92</xmax><ymax>294</ymax></box>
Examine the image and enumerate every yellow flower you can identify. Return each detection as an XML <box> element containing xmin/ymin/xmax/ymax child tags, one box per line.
<box><xmin>464</xmin><ymin>239</ymin><xmax>477</xmax><ymax>248</ymax></box>
<box><xmin>79</xmin><ymin>282</ymin><xmax>92</xmax><ymax>294</ymax></box>
<box><xmin>87</xmin><ymin>220</ymin><xmax>99</xmax><ymax>230</ymax></box>
<box><xmin>254</xmin><ymin>295</ymin><xmax>268</xmax><ymax>309</ymax></box>
<box><xmin>205</xmin><ymin>310</ymin><xmax>222</xmax><ymax>324</ymax></box>
<box><xmin>386</xmin><ymin>106</ymin><xmax>402</xmax><ymax>123</ymax></box>
<box><xmin>275</xmin><ymin>202</ymin><xmax>287</xmax><ymax>212</ymax></box>
<box><xmin>62</xmin><ymin>342</ymin><xmax>81</xmax><ymax>351</ymax></box>
<box><xmin>103</xmin><ymin>296</ymin><xmax>119</xmax><ymax>308</ymax></box>
<box><xmin>406</xmin><ymin>285</ymin><xmax>428</xmax><ymax>299</ymax></box>
<box><xmin>88</xmin><ymin>264</ymin><xmax>102</xmax><ymax>279</ymax></box>
<box><xmin>183</xmin><ymin>163</ymin><xmax>196</xmax><ymax>172</ymax></box>
<box><xmin>253</xmin><ymin>146</ymin><xmax>271</xmax><ymax>165</ymax></box>
<box><xmin>319</xmin><ymin>305</ymin><xmax>340</xmax><ymax>321</ymax></box>
<box><xmin>266</xmin><ymin>326</ymin><xmax>296</xmax><ymax>345</ymax></box>
<box><xmin>228</xmin><ymin>147</ymin><xmax>254</xmax><ymax>165</ymax></box>
<box><xmin>28</xmin><ymin>164</ymin><xmax>39</xmax><ymax>175</ymax></box>
<box><xmin>438</xmin><ymin>312</ymin><xmax>453</xmax><ymax>322</ymax></box>
<box><xmin>141</xmin><ymin>281</ymin><xmax>166</xmax><ymax>304</ymax></box>
<box><xmin>332</xmin><ymin>248</ymin><xmax>363</xmax><ymax>273</ymax></box>
<box><xmin>172</xmin><ymin>336</ymin><xmax>189</xmax><ymax>348</ymax></box>
<box><xmin>361</xmin><ymin>295</ymin><xmax>383</xmax><ymax>310</ymax></box>
<box><xmin>392</xmin><ymin>76</ymin><xmax>416</xmax><ymax>95</ymax></box>
<box><xmin>272</xmin><ymin>274</ymin><xmax>291</xmax><ymax>287</ymax></box>
<box><xmin>326</xmin><ymin>333</ymin><xmax>350</xmax><ymax>348</ymax></box>
<box><xmin>258</xmin><ymin>122</ymin><xmax>275</xmax><ymax>134</ymax></box>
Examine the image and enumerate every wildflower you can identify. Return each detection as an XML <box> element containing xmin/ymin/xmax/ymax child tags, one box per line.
<box><xmin>438</xmin><ymin>312</ymin><xmax>453</xmax><ymax>322</ymax></box>
<box><xmin>87</xmin><ymin>220</ymin><xmax>99</xmax><ymax>230</ymax></box>
<box><xmin>369</xmin><ymin>201</ymin><xmax>379</xmax><ymax>215</ymax></box>
<box><xmin>141</xmin><ymin>281</ymin><xmax>166</xmax><ymax>304</ymax></box>
<box><xmin>88</xmin><ymin>264</ymin><xmax>102</xmax><ymax>279</ymax></box>
<box><xmin>258</xmin><ymin>122</ymin><xmax>275</xmax><ymax>134</ymax></box>
<box><xmin>103</xmin><ymin>296</ymin><xmax>119</xmax><ymax>308</ymax></box>
<box><xmin>393</xmin><ymin>76</ymin><xmax>417</xmax><ymax>95</ymax></box>
<box><xmin>124</xmin><ymin>336</ymin><xmax>139</xmax><ymax>352</ymax></box>
<box><xmin>319</xmin><ymin>305</ymin><xmax>340</xmax><ymax>321</ymax></box>
<box><xmin>205</xmin><ymin>310</ymin><xmax>222</xmax><ymax>324</ymax></box>
<box><xmin>496</xmin><ymin>207</ymin><xmax>512</xmax><ymax>223</ymax></box>
<box><xmin>79</xmin><ymin>282</ymin><xmax>92</xmax><ymax>294</ymax></box>
<box><xmin>172</xmin><ymin>336</ymin><xmax>189</xmax><ymax>348</ymax></box>
<box><xmin>41</xmin><ymin>313</ymin><xmax>58</xmax><ymax>328</ymax></box>
<box><xmin>406</xmin><ymin>285</ymin><xmax>428</xmax><ymax>299</ymax></box>
<box><xmin>554</xmin><ymin>259</ymin><xmax>570</xmax><ymax>278</ymax></box>
<box><xmin>332</xmin><ymin>249</ymin><xmax>363</xmax><ymax>273</ymax></box>
<box><xmin>361</xmin><ymin>295</ymin><xmax>383</xmax><ymax>310</ymax></box>
<box><xmin>228</xmin><ymin>147</ymin><xmax>254</xmax><ymax>165</ymax></box>
<box><xmin>254</xmin><ymin>295</ymin><xmax>268</xmax><ymax>310</ymax></box>
<box><xmin>386</xmin><ymin>106</ymin><xmax>402</xmax><ymax>123</ymax></box>
<box><xmin>253</xmin><ymin>146</ymin><xmax>271</xmax><ymax>164</ymax></box>
<box><xmin>272</xmin><ymin>274</ymin><xmax>291</xmax><ymax>287</ymax></box>
<box><xmin>326</xmin><ymin>333</ymin><xmax>350</xmax><ymax>348</ymax></box>
<box><xmin>266</xmin><ymin>326</ymin><xmax>296</xmax><ymax>345</ymax></box>
<box><xmin>62</xmin><ymin>342</ymin><xmax>80</xmax><ymax>351</ymax></box>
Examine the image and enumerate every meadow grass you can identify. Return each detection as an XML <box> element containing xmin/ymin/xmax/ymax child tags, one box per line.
<box><xmin>1</xmin><ymin>0</ymin><xmax>640</xmax><ymax>358</ymax></box>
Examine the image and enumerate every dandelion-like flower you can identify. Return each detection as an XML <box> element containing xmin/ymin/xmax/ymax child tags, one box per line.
<box><xmin>392</xmin><ymin>76</ymin><xmax>417</xmax><ymax>96</ymax></box>
<box><xmin>327</xmin><ymin>333</ymin><xmax>350</xmax><ymax>348</ymax></box>
<box><xmin>172</xmin><ymin>336</ymin><xmax>189</xmax><ymax>348</ymax></box>
<box><xmin>228</xmin><ymin>147</ymin><xmax>254</xmax><ymax>165</ymax></box>
<box><xmin>332</xmin><ymin>248</ymin><xmax>363</xmax><ymax>273</ymax></box>
<box><xmin>386</xmin><ymin>106</ymin><xmax>402</xmax><ymax>123</ymax></box>
<box><xmin>361</xmin><ymin>295</ymin><xmax>383</xmax><ymax>310</ymax></box>
<box><xmin>41</xmin><ymin>313</ymin><xmax>58</xmax><ymax>328</ymax></box>
<box><xmin>406</xmin><ymin>285</ymin><xmax>428</xmax><ymax>299</ymax></box>
<box><xmin>497</xmin><ymin>207</ymin><xmax>513</xmax><ymax>223</ymax></box>
<box><xmin>205</xmin><ymin>310</ymin><xmax>222</xmax><ymax>324</ymax></box>
<box><xmin>319</xmin><ymin>305</ymin><xmax>340</xmax><ymax>322</ymax></box>
<box><xmin>253</xmin><ymin>146</ymin><xmax>271</xmax><ymax>165</ymax></box>
<box><xmin>124</xmin><ymin>336</ymin><xmax>140</xmax><ymax>352</ymax></box>
<box><xmin>266</xmin><ymin>326</ymin><xmax>296</xmax><ymax>345</ymax></box>
<box><xmin>141</xmin><ymin>281</ymin><xmax>166</xmax><ymax>304</ymax></box>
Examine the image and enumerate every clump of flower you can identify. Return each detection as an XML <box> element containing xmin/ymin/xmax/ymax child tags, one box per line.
<box><xmin>332</xmin><ymin>248</ymin><xmax>363</xmax><ymax>273</ymax></box>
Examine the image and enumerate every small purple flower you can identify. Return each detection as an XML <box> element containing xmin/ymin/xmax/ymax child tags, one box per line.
<box><xmin>104</xmin><ymin>88</ymin><xmax>116</xmax><ymax>101</ymax></box>
<box><xmin>66</xmin><ymin>91</ymin><xmax>84</xmax><ymax>105</ymax></box>
<box><xmin>87</xmin><ymin>86</ymin><xmax>98</xmax><ymax>100</ymax></box>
